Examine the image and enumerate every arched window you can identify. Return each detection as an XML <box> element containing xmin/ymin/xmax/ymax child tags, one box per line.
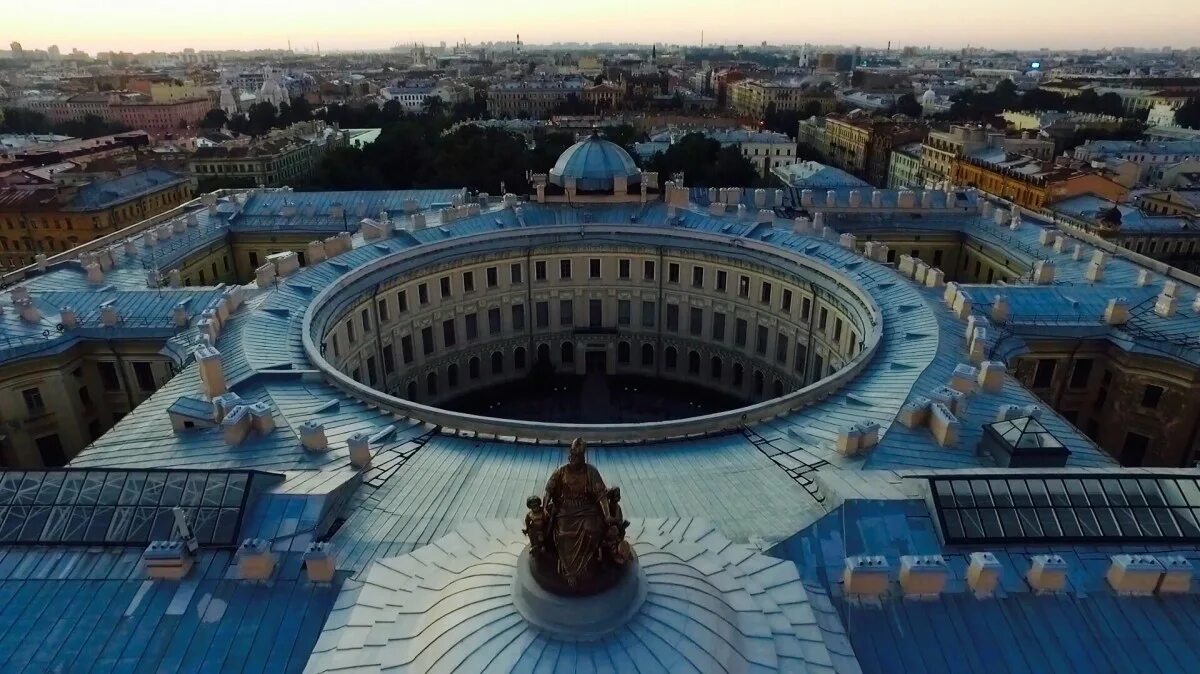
<box><xmin>426</xmin><ymin>372</ymin><xmax>438</xmax><ymax>396</ymax></box>
<box><xmin>514</xmin><ymin>347</ymin><xmax>527</xmax><ymax>369</ymax></box>
<box><xmin>711</xmin><ymin>356</ymin><xmax>722</xmax><ymax>379</ymax></box>
<box><xmin>688</xmin><ymin>350</ymin><xmax>700</xmax><ymax>375</ymax></box>
<box><xmin>617</xmin><ymin>341</ymin><xmax>630</xmax><ymax>365</ymax></box>
<box><xmin>773</xmin><ymin>379</ymin><xmax>784</xmax><ymax>397</ymax></box>
<box><xmin>561</xmin><ymin>341</ymin><xmax>574</xmax><ymax>364</ymax></box>
<box><xmin>537</xmin><ymin>343</ymin><xmax>550</xmax><ymax>365</ymax></box>
<box><xmin>491</xmin><ymin>351</ymin><xmax>504</xmax><ymax>374</ymax></box>
<box><xmin>665</xmin><ymin>347</ymin><xmax>677</xmax><ymax>370</ymax></box>
<box><xmin>733</xmin><ymin>363</ymin><xmax>744</xmax><ymax>387</ymax></box>
<box><xmin>406</xmin><ymin>381</ymin><xmax>417</xmax><ymax>400</ymax></box>
<box><xmin>469</xmin><ymin>356</ymin><xmax>481</xmax><ymax>380</ymax></box>
<box><xmin>447</xmin><ymin>363</ymin><xmax>459</xmax><ymax>387</ymax></box>
<box><xmin>641</xmin><ymin>343</ymin><xmax>654</xmax><ymax>366</ymax></box>
<box><xmin>754</xmin><ymin>370</ymin><xmax>765</xmax><ymax>397</ymax></box>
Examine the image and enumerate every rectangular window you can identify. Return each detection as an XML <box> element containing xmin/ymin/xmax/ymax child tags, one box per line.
<box><xmin>735</xmin><ymin>319</ymin><xmax>748</xmax><ymax>348</ymax></box>
<box><xmin>589</xmin><ymin>258</ymin><xmax>601</xmax><ymax>279</ymax></box>
<box><xmin>691</xmin><ymin>266</ymin><xmax>704</xmax><ymax>288</ymax></box>
<box><xmin>133</xmin><ymin>362</ymin><xmax>157</xmax><ymax>392</ymax></box>
<box><xmin>818</xmin><ymin>308</ymin><xmax>828</xmax><ymax>331</ymax></box>
<box><xmin>760</xmin><ymin>281</ymin><xmax>772</xmax><ymax>304</ymax></box>
<box><xmin>933</xmin><ymin>249</ymin><xmax>944</xmax><ymax>267</ymax></box>
<box><xmin>510</xmin><ymin>263</ymin><xmax>523</xmax><ymax>284</ymax></box>
<box><xmin>418</xmin><ymin>282</ymin><xmax>429</xmax><ymax>305</ymax></box>
<box><xmin>641</xmin><ymin>301</ymin><xmax>656</xmax><ymax>328</ymax></box>
<box><xmin>488</xmin><ymin>307</ymin><xmax>502</xmax><ymax>334</ymax></box>
<box><xmin>98</xmin><ymin>361</ymin><xmax>120</xmax><ymax>391</ymax></box>
<box><xmin>738</xmin><ymin>275</ymin><xmax>750</xmax><ymax>298</ymax></box>
<box><xmin>794</xmin><ymin>343</ymin><xmax>808</xmax><ymax>373</ymax></box>
<box><xmin>377</xmin><ymin>298</ymin><xmax>390</xmax><ymax>322</ymax></box>
<box><xmin>465</xmin><ymin>313</ymin><xmax>478</xmax><ymax>340</ymax></box>
<box><xmin>618</xmin><ymin>259</ymin><xmax>630</xmax><ymax>279</ymax></box>
<box><xmin>781</xmin><ymin>289</ymin><xmax>793</xmax><ymax>313</ymax></box>
<box><xmin>559</xmin><ymin>299</ymin><xmax>574</xmax><ymax>326</ymax></box>
<box><xmin>1033</xmin><ymin>359</ymin><xmax>1056</xmax><ymax>388</ymax></box>
<box><xmin>834</xmin><ymin>318</ymin><xmax>843</xmax><ymax>342</ymax></box>
<box><xmin>668</xmin><ymin>263</ymin><xmax>680</xmax><ymax>283</ymax></box>
<box><xmin>383</xmin><ymin>344</ymin><xmax>396</xmax><ymax>374</ymax></box>
<box><xmin>712</xmin><ymin>312</ymin><xmax>726</xmax><ymax>341</ymax></box>
<box><xmin>512</xmin><ymin>304</ymin><xmax>526</xmax><ymax>330</ymax></box>
<box><xmin>1142</xmin><ymin>385</ymin><xmax>1164</xmax><ymax>409</ymax></box>
<box><xmin>589</xmin><ymin>300</ymin><xmax>602</xmax><ymax>327</ymax></box>
<box><xmin>689</xmin><ymin>307</ymin><xmax>703</xmax><ymax>335</ymax></box>
<box><xmin>535</xmin><ymin>260</ymin><xmax>547</xmax><ymax>280</ymax></box>
<box><xmin>716</xmin><ymin>270</ymin><xmax>727</xmax><ymax>292</ymax></box>
<box><xmin>422</xmin><ymin>327</ymin><xmax>435</xmax><ymax>355</ymax></box>
<box><xmin>1068</xmin><ymin>359</ymin><xmax>1092</xmax><ymax>389</ymax></box>
<box><xmin>776</xmin><ymin>334</ymin><xmax>789</xmax><ymax>363</ymax></box>
<box><xmin>401</xmin><ymin>335</ymin><xmax>414</xmax><ymax>363</ymax></box>
<box><xmin>560</xmin><ymin>259</ymin><xmax>572</xmax><ymax>280</ymax></box>
<box><xmin>442</xmin><ymin>319</ymin><xmax>456</xmax><ymax>347</ymax></box>
<box><xmin>486</xmin><ymin>266</ymin><xmax>499</xmax><ymax>287</ymax></box>
<box><xmin>398</xmin><ymin>290</ymin><xmax>409</xmax><ymax>313</ymax></box>
<box><xmin>536</xmin><ymin>301</ymin><xmax>550</xmax><ymax>328</ymax></box>
<box><xmin>643</xmin><ymin>260</ymin><xmax>655</xmax><ymax>281</ymax></box>
<box><xmin>801</xmin><ymin>297</ymin><xmax>811</xmax><ymax>321</ymax></box>
<box><xmin>618</xmin><ymin>300</ymin><xmax>631</xmax><ymax>326</ymax></box>
<box><xmin>463</xmin><ymin>271</ymin><xmax>475</xmax><ymax>292</ymax></box>
<box><xmin>361</xmin><ymin>309</ymin><xmax>371</xmax><ymax>333</ymax></box>
<box><xmin>23</xmin><ymin>387</ymin><xmax>45</xmax><ymax>414</ymax></box>
<box><xmin>666</xmin><ymin>304</ymin><xmax>680</xmax><ymax>331</ymax></box>
<box><xmin>439</xmin><ymin>276</ymin><xmax>452</xmax><ymax>298</ymax></box>
<box><xmin>756</xmin><ymin>325</ymin><xmax>769</xmax><ymax>355</ymax></box>
<box><xmin>366</xmin><ymin>356</ymin><xmax>377</xmax><ymax>386</ymax></box>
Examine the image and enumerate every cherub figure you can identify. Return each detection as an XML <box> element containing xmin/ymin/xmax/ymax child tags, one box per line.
<box><xmin>523</xmin><ymin>495</ymin><xmax>549</xmax><ymax>555</ymax></box>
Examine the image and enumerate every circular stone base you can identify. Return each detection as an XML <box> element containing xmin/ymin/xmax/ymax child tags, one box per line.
<box><xmin>512</xmin><ymin>547</ymin><xmax>646</xmax><ymax>642</ymax></box>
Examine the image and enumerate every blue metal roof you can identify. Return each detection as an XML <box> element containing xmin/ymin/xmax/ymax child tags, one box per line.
<box><xmin>66</xmin><ymin>169</ymin><xmax>189</xmax><ymax>211</ymax></box>
<box><xmin>548</xmin><ymin>135</ymin><xmax>640</xmax><ymax>191</ymax></box>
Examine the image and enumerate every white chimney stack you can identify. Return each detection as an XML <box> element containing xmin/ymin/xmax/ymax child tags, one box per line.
<box><xmin>844</xmin><ymin>556</ymin><xmax>890</xmax><ymax>598</ymax></box>
<box><xmin>348</xmin><ymin>432</ymin><xmax>372</xmax><ymax>468</ymax></box>
<box><xmin>1027</xmin><ymin>554</ymin><xmax>1068</xmax><ymax>593</ymax></box>
<box><xmin>237</xmin><ymin>539</ymin><xmax>276</xmax><ymax>581</ymax></box>
<box><xmin>299</xmin><ymin>420</ymin><xmax>329</xmax><ymax>452</ymax></box>
<box><xmin>899</xmin><ymin>555</ymin><xmax>947</xmax><ymax>598</ymax></box>
<box><xmin>303</xmin><ymin>541</ymin><xmax>336</xmax><ymax>582</ymax></box>
<box><xmin>967</xmin><ymin>552</ymin><xmax>1002</xmax><ymax>597</ymax></box>
<box><xmin>60</xmin><ymin>306</ymin><xmax>77</xmax><ymax>329</ymax></box>
<box><xmin>196</xmin><ymin>345</ymin><xmax>226</xmax><ymax>397</ymax></box>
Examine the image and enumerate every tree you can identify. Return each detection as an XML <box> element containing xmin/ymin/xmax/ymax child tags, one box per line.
<box><xmin>646</xmin><ymin>133</ymin><xmax>758</xmax><ymax>187</ymax></box>
<box><xmin>246</xmin><ymin>102</ymin><xmax>278</xmax><ymax>136</ymax></box>
<box><xmin>200</xmin><ymin>108</ymin><xmax>228</xmax><ymax>130</ymax></box>
<box><xmin>552</xmin><ymin>93</ymin><xmax>593</xmax><ymax>116</ymax></box>
<box><xmin>894</xmin><ymin>93</ymin><xmax>923</xmax><ymax>118</ymax></box>
<box><xmin>422</xmin><ymin>95</ymin><xmax>447</xmax><ymax>118</ymax></box>
<box><xmin>1177</xmin><ymin>98</ymin><xmax>1200</xmax><ymax>129</ymax></box>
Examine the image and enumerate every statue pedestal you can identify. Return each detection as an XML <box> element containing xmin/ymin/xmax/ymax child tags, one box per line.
<box><xmin>512</xmin><ymin>547</ymin><xmax>646</xmax><ymax>642</ymax></box>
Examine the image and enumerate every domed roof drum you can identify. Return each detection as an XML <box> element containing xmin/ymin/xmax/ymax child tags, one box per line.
<box><xmin>549</xmin><ymin>133</ymin><xmax>641</xmax><ymax>192</ymax></box>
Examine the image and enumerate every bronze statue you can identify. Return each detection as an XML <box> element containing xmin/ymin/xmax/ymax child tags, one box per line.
<box><xmin>523</xmin><ymin>438</ymin><xmax>632</xmax><ymax>596</ymax></box>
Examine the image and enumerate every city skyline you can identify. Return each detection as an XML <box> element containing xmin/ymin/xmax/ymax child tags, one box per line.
<box><xmin>7</xmin><ymin>0</ymin><xmax>1199</xmax><ymax>55</ymax></box>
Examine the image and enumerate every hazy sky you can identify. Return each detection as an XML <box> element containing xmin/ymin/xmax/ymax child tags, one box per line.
<box><xmin>7</xmin><ymin>0</ymin><xmax>1198</xmax><ymax>54</ymax></box>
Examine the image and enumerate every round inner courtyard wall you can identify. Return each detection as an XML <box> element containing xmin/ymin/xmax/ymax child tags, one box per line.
<box><xmin>303</xmin><ymin>226</ymin><xmax>883</xmax><ymax>443</ymax></box>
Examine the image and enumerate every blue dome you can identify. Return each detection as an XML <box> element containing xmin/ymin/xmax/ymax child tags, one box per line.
<box><xmin>549</xmin><ymin>134</ymin><xmax>641</xmax><ymax>192</ymax></box>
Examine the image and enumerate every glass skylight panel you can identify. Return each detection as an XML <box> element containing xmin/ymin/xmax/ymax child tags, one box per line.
<box><xmin>0</xmin><ymin>469</ymin><xmax>264</xmax><ymax>547</ymax></box>
<box><xmin>932</xmin><ymin>475</ymin><xmax>1200</xmax><ymax>544</ymax></box>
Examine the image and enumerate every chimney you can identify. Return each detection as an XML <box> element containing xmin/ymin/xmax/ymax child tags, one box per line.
<box><xmin>255</xmin><ymin>262</ymin><xmax>277</xmax><ymax>288</ymax></box>
<box><xmin>1154</xmin><ymin>292</ymin><xmax>1178</xmax><ymax>318</ymax></box>
<box><xmin>898</xmin><ymin>254</ymin><xmax>916</xmax><ymax>275</ymax></box>
<box><xmin>196</xmin><ymin>345</ymin><xmax>227</xmax><ymax>397</ymax></box>
<box><xmin>839</xmin><ymin>232</ymin><xmax>857</xmax><ymax>250</ymax></box>
<box><xmin>1085</xmin><ymin>261</ymin><xmax>1105</xmax><ymax>282</ymax></box>
<box><xmin>1027</xmin><ymin>554</ymin><xmax>1068</xmax><ymax>593</ymax></box>
<box><xmin>1162</xmin><ymin>280</ymin><xmax>1178</xmax><ymax>298</ymax></box>
<box><xmin>812</xmin><ymin>211</ymin><xmax>825</xmax><ymax>230</ymax></box>
<box><xmin>187</xmin><ymin>212</ymin><xmax>199</xmax><ymax>227</ymax></box>
<box><xmin>299</xmin><ymin>420</ymin><xmax>328</xmax><ymax>452</ymax></box>
<box><xmin>248</xmin><ymin>402</ymin><xmax>275</xmax><ymax>435</ymax></box>
<box><xmin>754</xmin><ymin>188</ymin><xmax>766</xmax><ymax>207</ymax></box>
<box><xmin>835</xmin><ymin>424</ymin><xmax>863</xmax><ymax>457</ymax></box>
<box><xmin>897</xmin><ymin>190</ymin><xmax>915</xmax><ymax>208</ymax></box>
<box><xmin>173</xmin><ymin>219</ymin><xmax>186</xmax><ymax>234</ymax></box>
<box><xmin>101</xmin><ymin>304</ymin><xmax>119</xmax><ymax>326</ymax></box>
<box><xmin>35</xmin><ymin>253</ymin><xmax>48</xmax><ymax>271</ymax></box>
<box><xmin>275</xmin><ymin>251</ymin><xmax>300</xmax><ymax>277</ymax></box>
<box><xmin>1136</xmin><ymin>268</ymin><xmax>1151</xmax><ymax>287</ymax></box>
<box><xmin>978</xmin><ymin>361</ymin><xmax>1005</xmax><ymax>393</ymax></box>
<box><xmin>757</xmin><ymin>209</ymin><xmax>773</xmax><ymax>224</ymax></box>
<box><xmin>1071</xmin><ymin>243</ymin><xmax>1083</xmax><ymax>261</ymax></box>
<box><xmin>848</xmin><ymin>189</ymin><xmax>862</xmax><ymax>208</ymax></box>
<box><xmin>336</xmin><ymin>231</ymin><xmax>352</xmax><ymax>252</ymax></box>
<box><xmin>899</xmin><ymin>555</ymin><xmax>947</xmax><ymax>598</ymax></box>
<box><xmin>1106</xmin><ymin>554</ymin><xmax>1164</xmax><ymax>596</ymax></box>
<box><xmin>221</xmin><ymin>405</ymin><xmax>252</xmax><ymax>445</ymax></box>
<box><xmin>411</xmin><ymin>213</ymin><xmax>427</xmax><ymax>230</ymax></box>
<box><xmin>953</xmin><ymin>292</ymin><xmax>972</xmax><ymax>321</ymax></box>
<box><xmin>237</xmin><ymin>539</ymin><xmax>276</xmax><ymax>581</ymax></box>
<box><xmin>949</xmin><ymin>363</ymin><xmax>979</xmax><ymax>394</ymax></box>
<box><xmin>306</xmin><ymin>240</ymin><xmax>327</xmax><ymax>265</ymax></box>
<box><xmin>211</xmin><ymin>392</ymin><xmax>243</xmax><ymax>424</ymax></box>
<box><xmin>993</xmin><ymin>207</ymin><xmax>1008</xmax><ymax>225</ymax></box>
<box><xmin>1053</xmin><ymin>236</ymin><xmax>1067</xmax><ymax>254</ymax></box>
<box><xmin>303</xmin><ymin>541</ymin><xmax>336</xmax><ymax>582</ymax></box>
<box><xmin>871</xmin><ymin>189</ymin><xmax>883</xmax><ymax>208</ymax></box>
<box><xmin>330</xmin><ymin>204</ymin><xmax>345</xmax><ymax>218</ymax></box>
<box><xmin>124</xmin><ymin>239</ymin><xmax>137</xmax><ymax>256</ymax></box>
<box><xmin>1157</xmin><ymin>556</ymin><xmax>1192</xmax><ymax>594</ymax></box>
<box><xmin>85</xmin><ymin>262</ymin><xmax>104</xmax><ymax>285</ymax></box>
<box><xmin>793</xmin><ymin>217</ymin><xmax>812</xmax><ymax>235</ymax></box>
<box><xmin>967</xmin><ymin>552</ymin><xmax>1002</xmax><ymax>597</ymax></box>
<box><xmin>897</xmin><ymin>396</ymin><xmax>932</xmax><ymax>428</ymax></box>
<box><xmin>142</xmin><ymin>540</ymin><xmax>194</xmax><ymax>580</ymax></box>
<box><xmin>168</xmin><ymin>269</ymin><xmax>181</xmax><ymax>288</ymax></box>
<box><xmin>925</xmin><ymin>268</ymin><xmax>945</xmax><ymax>288</ymax></box>
<box><xmin>990</xmin><ymin>295</ymin><xmax>1009</xmax><ymax>322</ymax></box>
<box><xmin>158</xmin><ymin>223</ymin><xmax>172</xmax><ymax>241</ymax></box>
<box><xmin>1032</xmin><ymin>260</ymin><xmax>1054</xmax><ymax>284</ymax></box>
<box><xmin>348</xmin><ymin>432</ymin><xmax>372</xmax><ymax>468</ymax></box>
<box><xmin>1104</xmin><ymin>298</ymin><xmax>1129</xmax><ymax>325</ymax></box>
<box><xmin>943</xmin><ymin>282</ymin><xmax>959</xmax><ymax>307</ymax></box>
<box><xmin>857</xmin><ymin>422</ymin><xmax>880</xmax><ymax>450</ymax></box>
<box><xmin>1038</xmin><ymin>229</ymin><xmax>1057</xmax><ymax>247</ymax></box>
<box><xmin>995</xmin><ymin>404</ymin><xmax>1022</xmax><ymax>422</ymax></box>
<box><xmin>60</xmin><ymin>306</ymin><xmax>77</xmax><ymax>329</ymax></box>
<box><xmin>929</xmin><ymin>402</ymin><xmax>959</xmax><ymax>447</ymax></box>
<box><xmin>403</xmin><ymin>198</ymin><xmax>419</xmax><ymax>213</ymax></box>
<box><xmin>800</xmin><ymin>189</ymin><xmax>814</xmax><ymax>207</ymax></box>
<box><xmin>844</xmin><ymin>556</ymin><xmax>890</xmax><ymax>598</ymax></box>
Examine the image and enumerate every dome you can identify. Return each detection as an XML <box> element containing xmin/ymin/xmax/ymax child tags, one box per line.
<box><xmin>921</xmin><ymin>88</ymin><xmax>937</xmax><ymax>104</ymax></box>
<box><xmin>549</xmin><ymin>133</ymin><xmax>641</xmax><ymax>192</ymax></box>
